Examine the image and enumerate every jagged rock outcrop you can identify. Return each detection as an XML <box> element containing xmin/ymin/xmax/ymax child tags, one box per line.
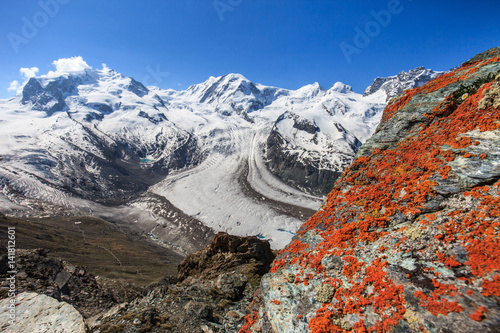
<box><xmin>242</xmin><ymin>47</ymin><xmax>500</xmax><ymax>332</ymax></box>
<box><xmin>0</xmin><ymin>292</ymin><xmax>86</xmax><ymax>333</ymax></box>
<box><xmin>21</xmin><ymin>77</ymin><xmax>66</xmax><ymax>115</ymax></box>
<box><xmin>178</xmin><ymin>232</ymin><xmax>275</xmax><ymax>283</ymax></box>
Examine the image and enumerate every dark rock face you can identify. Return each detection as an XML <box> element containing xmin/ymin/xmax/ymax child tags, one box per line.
<box><xmin>266</xmin><ymin>128</ymin><xmax>343</xmax><ymax>197</ymax></box>
<box><xmin>243</xmin><ymin>48</ymin><xmax>500</xmax><ymax>332</ymax></box>
<box><xmin>178</xmin><ymin>232</ymin><xmax>276</xmax><ymax>283</ymax></box>
<box><xmin>127</xmin><ymin>77</ymin><xmax>149</xmax><ymax>97</ymax></box>
<box><xmin>21</xmin><ymin>78</ymin><xmax>66</xmax><ymax>115</ymax></box>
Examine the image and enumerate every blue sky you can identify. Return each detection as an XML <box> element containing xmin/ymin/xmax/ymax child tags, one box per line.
<box><xmin>1</xmin><ymin>0</ymin><xmax>499</xmax><ymax>98</ymax></box>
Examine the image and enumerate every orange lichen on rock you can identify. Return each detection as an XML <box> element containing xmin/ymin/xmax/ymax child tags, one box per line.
<box><xmin>341</xmin><ymin>256</ymin><xmax>365</xmax><ymax>279</ymax></box>
<box><xmin>383</xmin><ymin>89</ymin><xmax>419</xmax><ymax>120</ymax></box>
<box><xmin>308</xmin><ymin>258</ymin><xmax>405</xmax><ymax>333</ymax></box>
<box><xmin>308</xmin><ymin>309</ymin><xmax>343</xmax><ymax>333</ymax></box>
<box><xmin>414</xmin><ymin>290</ymin><xmax>464</xmax><ymax>316</ymax></box>
<box><xmin>481</xmin><ymin>275</ymin><xmax>500</xmax><ymax>297</ymax></box>
<box><xmin>287</xmin><ymin>73</ymin><xmax>499</xmax><ymax>325</ymax></box>
<box><xmin>269</xmin><ymin>258</ymin><xmax>286</xmax><ymax>273</ymax></box>
<box><xmin>239</xmin><ymin>310</ymin><xmax>258</xmax><ymax>333</ymax></box>
<box><xmin>470</xmin><ymin>306</ymin><xmax>487</xmax><ymax>321</ymax></box>
<box><xmin>439</xmin><ymin>165</ymin><xmax>452</xmax><ymax>179</ymax></box>
<box><xmin>436</xmin><ymin>252</ymin><xmax>462</xmax><ymax>268</ymax></box>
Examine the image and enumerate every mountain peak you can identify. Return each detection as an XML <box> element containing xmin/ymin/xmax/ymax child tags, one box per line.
<box><xmin>295</xmin><ymin>82</ymin><xmax>324</xmax><ymax>98</ymax></box>
<box><xmin>329</xmin><ymin>81</ymin><xmax>353</xmax><ymax>93</ymax></box>
<box><xmin>363</xmin><ymin>66</ymin><xmax>445</xmax><ymax>101</ymax></box>
<box><xmin>221</xmin><ymin>73</ymin><xmax>249</xmax><ymax>82</ymax></box>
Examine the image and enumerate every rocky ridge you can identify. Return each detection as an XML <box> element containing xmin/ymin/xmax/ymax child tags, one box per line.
<box><xmin>242</xmin><ymin>47</ymin><xmax>500</xmax><ymax>332</ymax></box>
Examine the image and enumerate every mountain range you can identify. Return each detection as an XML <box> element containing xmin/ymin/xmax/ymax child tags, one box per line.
<box><xmin>0</xmin><ymin>63</ymin><xmax>443</xmax><ymax>254</ymax></box>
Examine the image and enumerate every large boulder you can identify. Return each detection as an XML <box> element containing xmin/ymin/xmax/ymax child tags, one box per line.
<box><xmin>242</xmin><ymin>47</ymin><xmax>500</xmax><ymax>332</ymax></box>
<box><xmin>0</xmin><ymin>292</ymin><xmax>86</xmax><ymax>333</ymax></box>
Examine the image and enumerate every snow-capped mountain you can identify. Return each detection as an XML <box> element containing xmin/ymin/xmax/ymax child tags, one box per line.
<box><xmin>263</xmin><ymin>82</ymin><xmax>384</xmax><ymax>196</ymax></box>
<box><xmin>0</xmin><ymin>59</ymin><xmax>442</xmax><ymax>253</ymax></box>
<box><xmin>363</xmin><ymin>66</ymin><xmax>445</xmax><ymax>101</ymax></box>
<box><xmin>266</xmin><ymin>111</ymin><xmax>361</xmax><ymax>196</ymax></box>
<box><xmin>1</xmin><ymin>67</ymin><xmax>199</xmax><ymax>204</ymax></box>
<box><xmin>183</xmin><ymin>73</ymin><xmax>287</xmax><ymax>118</ymax></box>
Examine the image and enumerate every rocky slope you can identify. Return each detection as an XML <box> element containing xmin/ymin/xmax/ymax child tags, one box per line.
<box><xmin>242</xmin><ymin>47</ymin><xmax>500</xmax><ymax>332</ymax></box>
<box><xmin>0</xmin><ymin>233</ymin><xmax>275</xmax><ymax>333</ymax></box>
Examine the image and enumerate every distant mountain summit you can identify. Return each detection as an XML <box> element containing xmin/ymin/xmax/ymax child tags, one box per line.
<box><xmin>364</xmin><ymin>66</ymin><xmax>445</xmax><ymax>101</ymax></box>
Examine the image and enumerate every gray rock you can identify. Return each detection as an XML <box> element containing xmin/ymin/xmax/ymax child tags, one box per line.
<box><xmin>0</xmin><ymin>292</ymin><xmax>85</xmax><ymax>333</ymax></box>
<box><xmin>364</xmin><ymin>66</ymin><xmax>446</xmax><ymax>101</ymax></box>
<box><xmin>54</xmin><ymin>269</ymin><xmax>72</xmax><ymax>290</ymax></box>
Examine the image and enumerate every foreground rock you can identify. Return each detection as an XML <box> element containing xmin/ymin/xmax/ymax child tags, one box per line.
<box><xmin>0</xmin><ymin>292</ymin><xmax>86</xmax><ymax>333</ymax></box>
<box><xmin>243</xmin><ymin>48</ymin><xmax>500</xmax><ymax>332</ymax></box>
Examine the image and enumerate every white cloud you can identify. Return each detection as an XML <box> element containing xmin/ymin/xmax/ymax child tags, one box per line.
<box><xmin>20</xmin><ymin>67</ymin><xmax>39</xmax><ymax>79</ymax></box>
<box><xmin>46</xmin><ymin>56</ymin><xmax>91</xmax><ymax>77</ymax></box>
<box><xmin>8</xmin><ymin>80</ymin><xmax>20</xmax><ymax>92</ymax></box>
<box><xmin>8</xmin><ymin>57</ymin><xmax>92</xmax><ymax>94</ymax></box>
<box><xmin>100</xmin><ymin>63</ymin><xmax>111</xmax><ymax>74</ymax></box>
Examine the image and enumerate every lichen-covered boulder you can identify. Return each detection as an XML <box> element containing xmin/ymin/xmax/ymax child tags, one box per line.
<box><xmin>242</xmin><ymin>47</ymin><xmax>500</xmax><ymax>332</ymax></box>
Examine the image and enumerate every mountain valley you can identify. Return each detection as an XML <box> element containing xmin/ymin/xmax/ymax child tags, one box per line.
<box><xmin>0</xmin><ymin>63</ymin><xmax>443</xmax><ymax>257</ymax></box>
